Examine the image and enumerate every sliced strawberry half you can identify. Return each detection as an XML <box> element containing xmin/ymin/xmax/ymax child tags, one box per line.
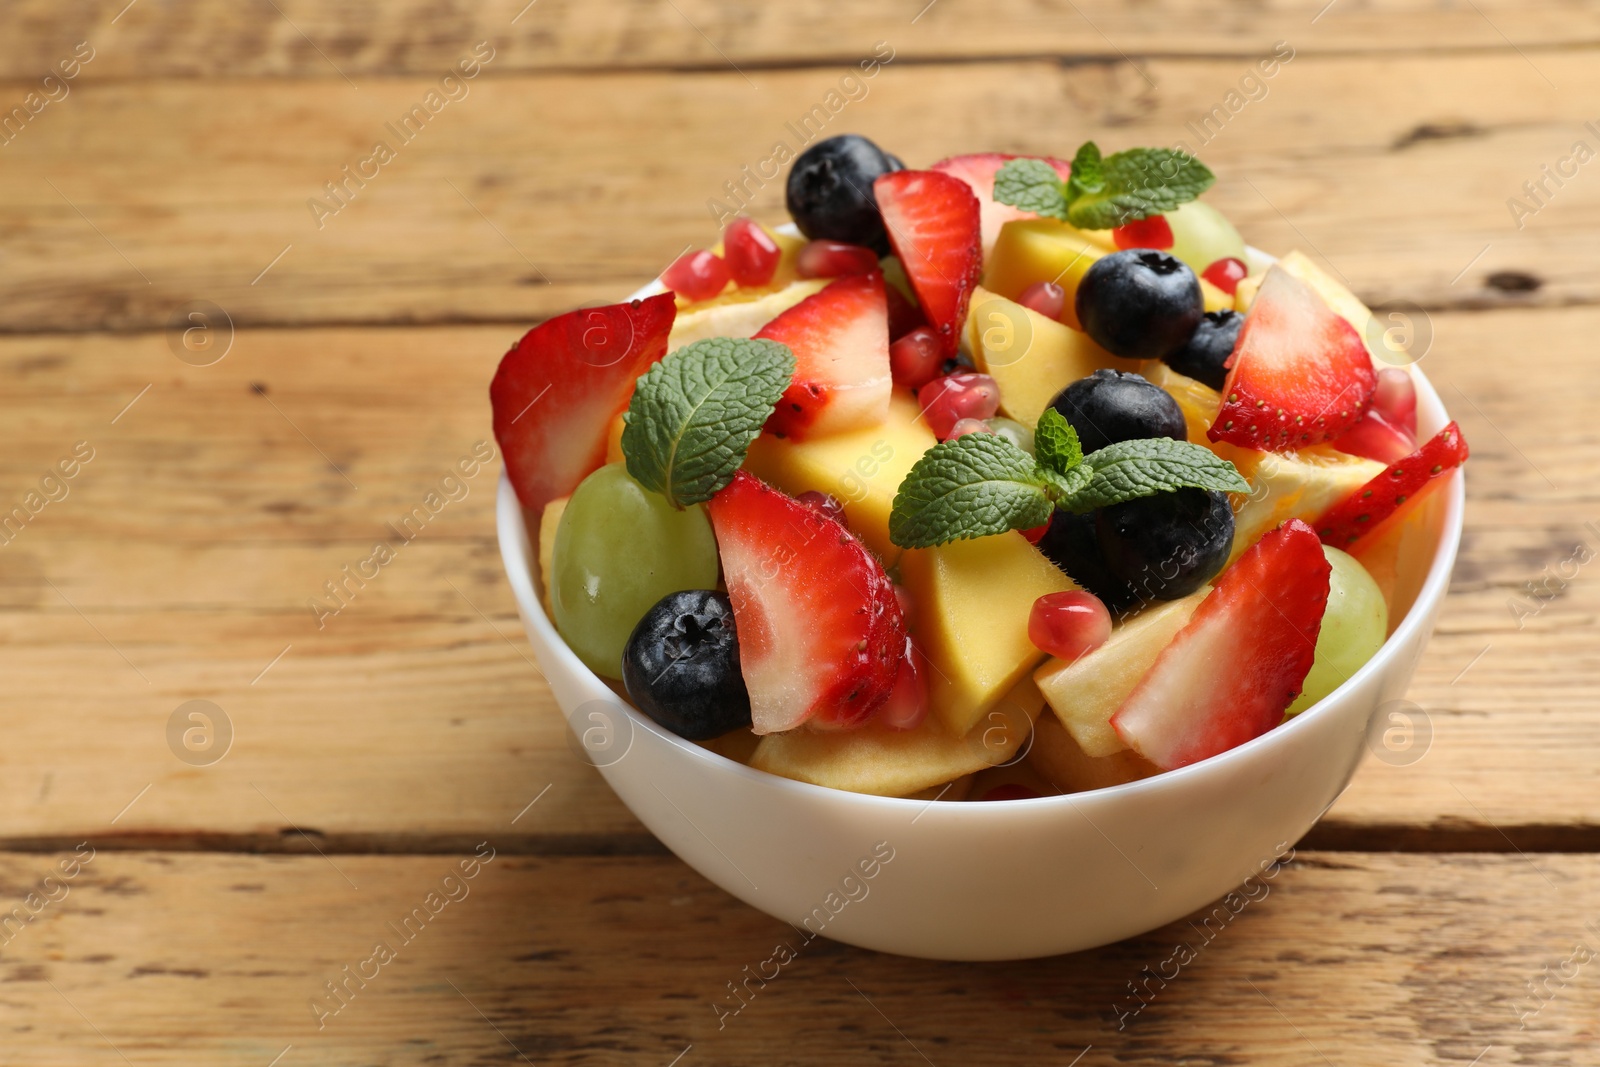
<box><xmin>1208</xmin><ymin>267</ymin><xmax>1378</xmax><ymax>449</ymax></box>
<box><xmin>1318</xmin><ymin>421</ymin><xmax>1468</xmax><ymax>550</ymax></box>
<box><xmin>1333</xmin><ymin>406</ymin><xmax>1416</xmax><ymax>465</ymax></box>
<box><xmin>1111</xmin><ymin>519</ymin><xmax>1330</xmax><ymax>771</ymax></box>
<box><xmin>707</xmin><ymin>471</ymin><xmax>906</xmax><ymax>734</ymax></box>
<box><xmin>491</xmin><ymin>293</ymin><xmax>676</xmax><ymax>514</ymax></box>
<box><xmin>874</xmin><ymin>169</ymin><xmax>982</xmax><ymax>359</ymax></box>
<box><xmin>930</xmin><ymin>153</ymin><xmax>1074</xmax><ymax>257</ymax></box>
<box><xmin>757</xmin><ymin>272</ymin><xmax>891</xmax><ymax>439</ymax></box>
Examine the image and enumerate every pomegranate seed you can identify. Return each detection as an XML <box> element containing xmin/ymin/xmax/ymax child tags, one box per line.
<box><xmin>662</xmin><ymin>249</ymin><xmax>731</xmax><ymax>302</ymax></box>
<box><xmin>1112</xmin><ymin>214</ymin><xmax>1174</xmax><ymax>251</ymax></box>
<box><xmin>979</xmin><ymin>783</ymin><xmax>1042</xmax><ymax>801</ymax></box>
<box><xmin>795</xmin><ymin>489</ymin><xmax>848</xmax><ymax>528</ymax></box>
<box><xmin>889</xmin><ymin>326</ymin><xmax>945</xmax><ymax>389</ymax></box>
<box><xmin>1201</xmin><ymin>257</ymin><xmax>1249</xmax><ymax>296</ymax></box>
<box><xmin>796</xmin><ymin>240</ymin><xmax>879</xmax><ymax>280</ymax></box>
<box><xmin>1373</xmin><ymin>367</ymin><xmax>1418</xmax><ymax>436</ymax></box>
<box><xmin>722</xmin><ymin>217</ymin><xmax>781</xmax><ymax>288</ymax></box>
<box><xmin>917</xmin><ymin>372</ymin><xmax>1000</xmax><ymax>439</ymax></box>
<box><xmin>878</xmin><ymin>637</ymin><xmax>929</xmax><ymax>731</ymax></box>
<box><xmin>947</xmin><ymin>418</ymin><xmax>992</xmax><ymax>439</ymax></box>
<box><xmin>1020</xmin><ymin>522</ymin><xmax>1050</xmax><ymax>545</ymax></box>
<box><xmin>1017</xmin><ymin>280</ymin><xmax>1066</xmax><ymax>321</ymax></box>
<box><xmin>1028</xmin><ymin>590</ymin><xmax>1112</xmax><ymax>662</ymax></box>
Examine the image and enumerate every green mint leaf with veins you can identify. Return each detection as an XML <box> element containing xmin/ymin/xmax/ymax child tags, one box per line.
<box><xmin>890</xmin><ymin>433</ymin><xmax>1055</xmax><ymax>549</ymax></box>
<box><xmin>1041</xmin><ymin>461</ymin><xmax>1094</xmax><ymax>502</ymax></box>
<box><xmin>621</xmin><ymin>337</ymin><xmax>794</xmax><ymax>508</ymax></box>
<box><xmin>1033</xmin><ymin>408</ymin><xmax>1083</xmax><ymax>475</ymax></box>
<box><xmin>1064</xmin><ymin>146</ymin><xmax>1215</xmax><ymax>230</ymax></box>
<box><xmin>992</xmin><ymin>157</ymin><xmax>1070</xmax><ymax>220</ymax></box>
<box><xmin>1058</xmin><ymin>437</ymin><xmax>1249</xmax><ymax>514</ymax></box>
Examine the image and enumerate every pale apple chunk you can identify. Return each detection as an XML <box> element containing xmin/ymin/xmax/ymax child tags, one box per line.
<box><xmin>668</xmin><ymin>277</ymin><xmax>828</xmax><ymax>352</ymax></box>
<box><xmin>1028</xmin><ymin>711</ymin><xmax>1159</xmax><ymax>794</ymax></box>
<box><xmin>750</xmin><ymin>677</ymin><xmax>1044</xmax><ymax>797</ymax></box>
<box><xmin>1226</xmin><ymin>447</ymin><xmax>1385</xmax><ymax>563</ymax></box>
<box><xmin>1034</xmin><ymin>591</ymin><xmax>1206</xmax><ymax>757</ymax></box>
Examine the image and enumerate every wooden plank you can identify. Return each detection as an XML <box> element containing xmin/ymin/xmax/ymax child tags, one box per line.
<box><xmin>0</xmin><ymin>849</ymin><xmax>1593</xmax><ymax>1064</ymax></box>
<box><xmin>0</xmin><ymin>51</ymin><xmax>1596</xmax><ymax>333</ymax></box>
<box><xmin>3</xmin><ymin>0</ymin><xmax>1592</xmax><ymax>80</ymax></box>
<box><xmin>0</xmin><ymin>306</ymin><xmax>1592</xmax><ymax>846</ymax></box>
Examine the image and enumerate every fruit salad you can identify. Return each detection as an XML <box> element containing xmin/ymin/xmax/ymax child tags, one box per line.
<box><xmin>491</xmin><ymin>134</ymin><xmax>1468</xmax><ymax>802</ymax></box>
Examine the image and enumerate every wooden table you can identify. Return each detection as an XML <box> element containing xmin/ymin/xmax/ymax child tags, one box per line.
<box><xmin>1</xmin><ymin>1</ymin><xmax>1596</xmax><ymax>1062</ymax></box>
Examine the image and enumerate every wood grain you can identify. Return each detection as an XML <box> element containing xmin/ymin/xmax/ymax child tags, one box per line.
<box><xmin>0</xmin><ymin>51</ymin><xmax>1596</xmax><ymax>334</ymax></box>
<box><xmin>3</xmin><ymin>0</ymin><xmax>1593</xmax><ymax>80</ymax></box>
<box><xmin>0</xmin><ymin>849</ymin><xmax>1593</xmax><ymax>1065</ymax></box>
<box><xmin>0</xmin><ymin>307</ymin><xmax>1589</xmax><ymax>846</ymax></box>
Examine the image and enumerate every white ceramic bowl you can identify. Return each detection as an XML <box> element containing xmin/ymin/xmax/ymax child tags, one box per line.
<box><xmin>495</xmin><ymin>275</ymin><xmax>1465</xmax><ymax>961</ymax></box>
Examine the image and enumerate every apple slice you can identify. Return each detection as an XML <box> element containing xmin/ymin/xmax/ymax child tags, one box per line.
<box><xmin>757</xmin><ymin>272</ymin><xmax>891</xmax><ymax>439</ymax></box>
<box><xmin>490</xmin><ymin>293</ymin><xmax>676</xmax><ymax>514</ymax></box>
<box><xmin>1111</xmin><ymin>519</ymin><xmax>1330</xmax><ymax>770</ymax></box>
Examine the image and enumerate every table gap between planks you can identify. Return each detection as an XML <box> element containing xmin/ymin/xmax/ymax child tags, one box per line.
<box><xmin>0</xmin><ymin>1</ymin><xmax>1595</xmax><ymax>1064</ymax></box>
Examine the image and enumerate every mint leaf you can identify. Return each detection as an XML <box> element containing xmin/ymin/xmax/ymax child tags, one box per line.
<box><xmin>621</xmin><ymin>337</ymin><xmax>794</xmax><ymax>508</ymax></box>
<box><xmin>992</xmin><ymin>158</ymin><xmax>1069</xmax><ymax>220</ymax></box>
<box><xmin>1034</xmin><ymin>408</ymin><xmax>1083</xmax><ymax>475</ymax></box>
<box><xmin>1064</xmin><ymin>147</ymin><xmax>1215</xmax><ymax>230</ymax></box>
<box><xmin>1041</xmin><ymin>461</ymin><xmax>1094</xmax><ymax>502</ymax></box>
<box><xmin>1059</xmin><ymin>437</ymin><xmax>1248</xmax><ymax>513</ymax></box>
<box><xmin>890</xmin><ymin>434</ymin><xmax>1054</xmax><ymax>549</ymax></box>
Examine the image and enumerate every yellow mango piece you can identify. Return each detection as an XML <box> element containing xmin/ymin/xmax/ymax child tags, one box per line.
<box><xmin>668</xmin><ymin>276</ymin><xmax>827</xmax><ymax>352</ymax></box>
<box><xmin>1035</xmin><ymin>591</ymin><xmax>1206</xmax><ymax>756</ymax></box>
<box><xmin>984</xmin><ymin>218</ymin><xmax>1108</xmax><ymax>331</ymax></box>
<box><xmin>743</xmin><ymin>391</ymin><xmax>935</xmax><ymax>566</ymax></box>
<box><xmin>1234</xmin><ymin>271</ymin><xmax>1262</xmax><ymax>312</ymax></box>
<box><xmin>603</xmin><ymin>411</ymin><xmax>626</xmax><ymax>464</ymax></box>
<box><xmin>751</xmin><ymin>676</ymin><xmax>1044</xmax><ymax>797</ymax></box>
<box><xmin>1200</xmin><ymin>277</ymin><xmax>1233</xmax><ymax>312</ymax></box>
<box><xmin>1027</xmin><ymin>710</ymin><xmax>1158</xmax><ymax>794</ymax></box>
<box><xmin>537</xmin><ymin>496</ymin><xmax>569</xmax><ymax>617</ymax></box>
<box><xmin>899</xmin><ymin>533</ymin><xmax>1074</xmax><ymax>737</ymax></box>
<box><xmin>1227</xmin><ymin>446</ymin><xmax>1384</xmax><ymax>563</ymax></box>
<box><xmin>1141</xmin><ymin>363</ymin><xmax>1222</xmax><ymax>444</ymax></box>
<box><xmin>964</xmin><ymin>287</ymin><xmax>1144</xmax><ymax>428</ymax></box>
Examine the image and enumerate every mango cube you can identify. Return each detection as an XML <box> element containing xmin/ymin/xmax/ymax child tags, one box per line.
<box><xmin>898</xmin><ymin>532</ymin><xmax>1074</xmax><ymax>736</ymax></box>
<box><xmin>984</xmin><ymin>218</ymin><xmax>1108</xmax><ymax>331</ymax></box>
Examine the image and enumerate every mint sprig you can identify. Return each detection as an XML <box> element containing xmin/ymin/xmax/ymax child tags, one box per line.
<box><xmin>992</xmin><ymin>143</ymin><xmax>1216</xmax><ymax>231</ymax></box>
<box><xmin>621</xmin><ymin>337</ymin><xmax>794</xmax><ymax>508</ymax></box>
<box><xmin>889</xmin><ymin>413</ymin><xmax>1249</xmax><ymax>549</ymax></box>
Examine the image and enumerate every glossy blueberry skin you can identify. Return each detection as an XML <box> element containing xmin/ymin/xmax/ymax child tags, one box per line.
<box><xmin>1037</xmin><ymin>509</ymin><xmax>1139</xmax><ymax>615</ymax></box>
<box><xmin>1096</xmin><ymin>488</ymin><xmax>1234</xmax><ymax>602</ymax></box>
<box><xmin>1075</xmin><ymin>249</ymin><xmax>1205</xmax><ymax>361</ymax></box>
<box><xmin>622</xmin><ymin>590</ymin><xmax>751</xmax><ymax>741</ymax></box>
<box><xmin>786</xmin><ymin>134</ymin><xmax>900</xmax><ymax>255</ymax></box>
<box><xmin>1163</xmin><ymin>309</ymin><xmax>1242</xmax><ymax>391</ymax></box>
<box><xmin>1047</xmin><ymin>368</ymin><xmax>1187</xmax><ymax>457</ymax></box>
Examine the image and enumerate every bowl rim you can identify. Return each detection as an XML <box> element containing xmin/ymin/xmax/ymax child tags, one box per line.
<box><xmin>496</xmin><ymin>239</ymin><xmax>1467</xmax><ymax>811</ymax></box>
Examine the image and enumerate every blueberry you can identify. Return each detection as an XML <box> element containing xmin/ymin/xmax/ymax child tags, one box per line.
<box><xmin>622</xmin><ymin>590</ymin><xmax>751</xmax><ymax>740</ymax></box>
<box><xmin>1037</xmin><ymin>509</ymin><xmax>1139</xmax><ymax>615</ymax></box>
<box><xmin>1096</xmin><ymin>489</ymin><xmax>1233</xmax><ymax>602</ymax></box>
<box><xmin>1048</xmin><ymin>368</ymin><xmax>1186</xmax><ymax>456</ymax></box>
<box><xmin>1163</xmin><ymin>309</ymin><xmax>1242</xmax><ymax>391</ymax></box>
<box><xmin>883</xmin><ymin>153</ymin><xmax>906</xmax><ymax>172</ymax></box>
<box><xmin>1075</xmin><ymin>249</ymin><xmax>1204</xmax><ymax>361</ymax></box>
<box><xmin>786</xmin><ymin>134</ymin><xmax>900</xmax><ymax>255</ymax></box>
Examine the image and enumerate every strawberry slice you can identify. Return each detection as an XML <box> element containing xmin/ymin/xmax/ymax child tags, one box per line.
<box><xmin>491</xmin><ymin>293</ymin><xmax>676</xmax><ymax>514</ymax></box>
<box><xmin>707</xmin><ymin>471</ymin><xmax>906</xmax><ymax>734</ymax></box>
<box><xmin>930</xmin><ymin>153</ymin><xmax>1074</xmax><ymax>257</ymax></box>
<box><xmin>1317</xmin><ymin>421</ymin><xmax>1468</xmax><ymax>549</ymax></box>
<box><xmin>757</xmin><ymin>272</ymin><xmax>891</xmax><ymax>439</ymax></box>
<box><xmin>874</xmin><ymin>170</ymin><xmax>982</xmax><ymax>359</ymax></box>
<box><xmin>1111</xmin><ymin>519</ymin><xmax>1330</xmax><ymax>771</ymax></box>
<box><xmin>1333</xmin><ymin>406</ymin><xmax>1416</xmax><ymax>465</ymax></box>
<box><xmin>1207</xmin><ymin>267</ymin><xmax>1378</xmax><ymax>449</ymax></box>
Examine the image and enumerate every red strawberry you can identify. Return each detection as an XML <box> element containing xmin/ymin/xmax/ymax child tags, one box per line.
<box><xmin>1111</xmin><ymin>519</ymin><xmax>1330</xmax><ymax>771</ymax></box>
<box><xmin>491</xmin><ymin>293</ymin><xmax>676</xmax><ymax>514</ymax></box>
<box><xmin>757</xmin><ymin>272</ymin><xmax>891</xmax><ymax>439</ymax></box>
<box><xmin>874</xmin><ymin>169</ymin><xmax>982</xmax><ymax>359</ymax></box>
<box><xmin>707</xmin><ymin>471</ymin><xmax>906</xmax><ymax>734</ymax></box>
<box><xmin>884</xmin><ymin>278</ymin><xmax>925</xmax><ymax>341</ymax></box>
<box><xmin>1317</xmin><ymin>421</ymin><xmax>1468</xmax><ymax>550</ymax></box>
<box><xmin>1333</xmin><ymin>406</ymin><xmax>1416</xmax><ymax>465</ymax></box>
<box><xmin>1207</xmin><ymin>267</ymin><xmax>1378</xmax><ymax>449</ymax></box>
<box><xmin>930</xmin><ymin>153</ymin><xmax>1074</xmax><ymax>257</ymax></box>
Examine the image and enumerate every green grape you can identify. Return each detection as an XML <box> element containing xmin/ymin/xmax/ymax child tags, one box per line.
<box><xmin>1287</xmin><ymin>546</ymin><xmax>1388</xmax><ymax>716</ymax></box>
<box><xmin>987</xmin><ymin>416</ymin><xmax>1035</xmax><ymax>455</ymax></box>
<box><xmin>552</xmin><ymin>463</ymin><xmax>720</xmax><ymax>679</ymax></box>
<box><xmin>1166</xmin><ymin>201</ymin><xmax>1247</xmax><ymax>279</ymax></box>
